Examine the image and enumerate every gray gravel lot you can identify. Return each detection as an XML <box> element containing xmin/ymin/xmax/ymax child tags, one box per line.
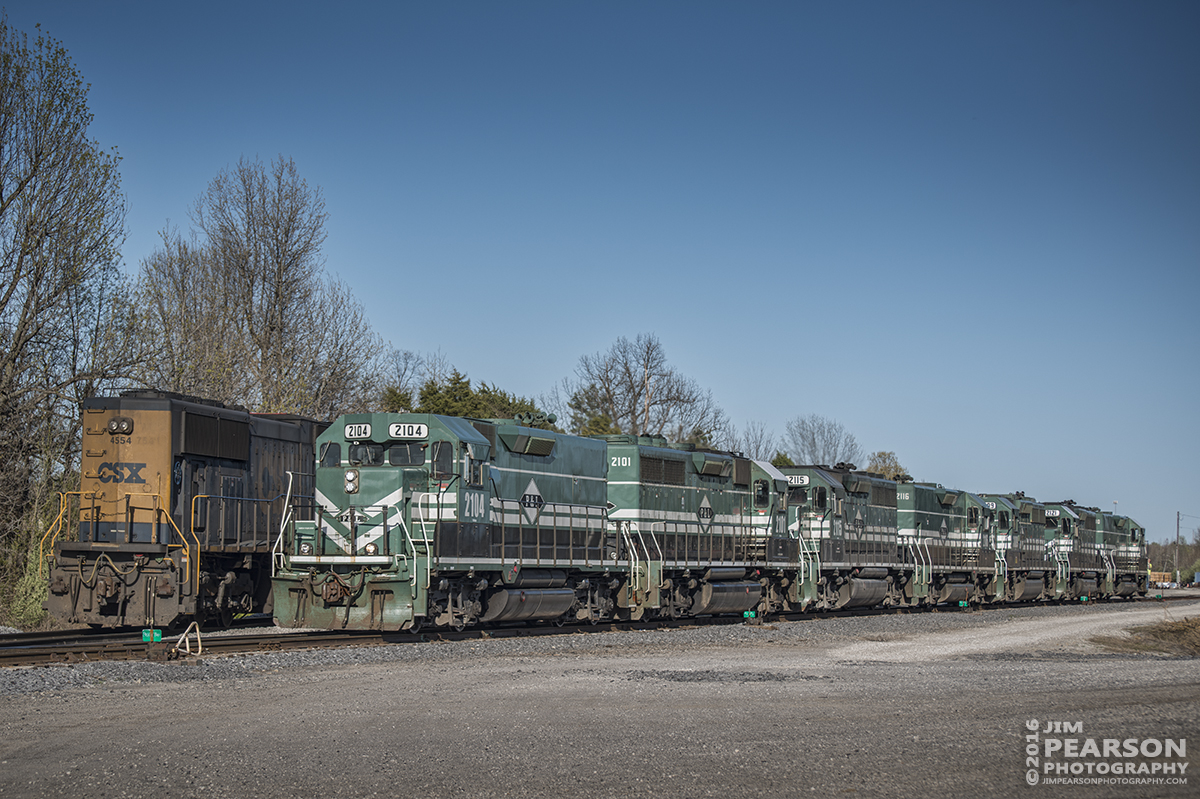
<box><xmin>2</xmin><ymin>599</ymin><xmax>1198</xmax><ymax>798</ymax></box>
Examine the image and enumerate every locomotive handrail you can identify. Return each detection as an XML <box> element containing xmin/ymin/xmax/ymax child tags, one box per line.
<box><xmin>795</xmin><ymin>527</ymin><xmax>818</xmax><ymax>586</ymax></box>
<box><xmin>1050</xmin><ymin>539</ymin><xmax>1071</xmax><ymax>593</ymax></box>
<box><xmin>994</xmin><ymin>543</ymin><xmax>1009</xmax><ymax>592</ymax></box>
<box><xmin>629</xmin><ymin>522</ymin><xmax>657</xmax><ymax>599</ymax></box>
<box><xmin>395</xmin><ymin>512</ymin><xmax>422</xmax><ymax>587</ymax></box>
<box><xmin>273</xmin><ymin>473</ymin><xmax>319</xmax><ymax>575</ymax></box>
<box><xmin>645</xmin><ymin>523</ymin><xmax>664</xmax><ymax>563</ymax></box>
<box><xmin>273</xmin><ymin>471</ymin><xmax>298</xmax><ymax>576</ymax></box>
<box><xmin>905</xmin><ymin>534</ymin><xmax>931</xmax><ymax>592</ymax></box>
<box><xmin>615</xmin><ymin>521</ymin><xmax>640</xmax><ymax>583</ymax></box>
<box><xmin>413</xmin><ymin>492</ymin><xmax>436</xmax><ymax>543</ymax></box>
<box><xmin>133</xmin><ymin>493</ymin><xmax>199</xmax><ymax>594</ymax></box>
<box><xmin>37</xmin><ymin>491</ymin><xmax>94</xmax><ymax>577</ymax></box>
<box><xmin>411</xmin><ymin>492</ymin><xmax>437</xmax><ymax>591</ymax></box>
<box><xmin>1102</xmin><ymin>548</ymin><xmax>1116</xmax><ymax>590</ymax></box>
<box><xmin>38</xmin><ymin>490</ymin><xmax>198</xmax><ymax>593</ymax></box>
<box><xmin>191</xmin><ymin>492</ymin><xmax>295</xmax><ymax>549</ymax></box>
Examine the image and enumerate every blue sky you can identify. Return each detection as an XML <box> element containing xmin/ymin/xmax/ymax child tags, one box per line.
<box><xmin>6</xmin><ymin>1</ymin><xmax>1198</xmax><ymax>545</ymax></box>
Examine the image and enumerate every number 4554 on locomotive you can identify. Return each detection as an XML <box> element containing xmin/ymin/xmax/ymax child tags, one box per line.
<box><xmin>41</xmin><ymin>392</ymin><xmax>324</xmax><ymax>628</ymax></box>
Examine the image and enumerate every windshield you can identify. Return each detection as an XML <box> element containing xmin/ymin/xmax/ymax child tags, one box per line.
<box><xmin>348</xmin><ymin>443</ymin><xmax>385</xmax><ymax>466</ymax></box>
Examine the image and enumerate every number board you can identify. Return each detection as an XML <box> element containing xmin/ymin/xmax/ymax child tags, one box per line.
<box><xmin>389</xmin><ymin>423</ymin><xmax>429</xmax><ymax>439</ymax></box>
<box><xmin>787</xmin><ymin>474</ymin><xmax>810</xmax><ymax>486</ymax></box>
<box><xmin>344</xmin><ymin>423</ymin><xmax>372</xmax><ymax>440</ymax></box>
<box><xmin>1045</xmin><ymin>509</ymin><xmax>1061</xmax><ymax>517</ymax></box>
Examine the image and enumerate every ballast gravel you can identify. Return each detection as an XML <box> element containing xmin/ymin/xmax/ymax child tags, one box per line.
<box><xmin>0</xmin><ymin>599</ymin><xmax>1194</xmax><ymax>696</ymax></box>
<box><xmin>2</xmin><ymin>599</ymin><xmax>1198</xmax><ymax>798</ymax></box>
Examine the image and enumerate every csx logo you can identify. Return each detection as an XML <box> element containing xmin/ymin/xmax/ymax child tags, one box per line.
<box><xmin>97</xmin><ymin>462</ymin><xmax>147</xmax><ymax>484</ymax></box>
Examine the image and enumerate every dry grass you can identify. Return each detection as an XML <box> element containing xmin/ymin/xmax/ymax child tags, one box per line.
<box><xmin>1092</xmin><ymin>615</ymin><xmax>1200</xmax><ymax>657</ymax></box>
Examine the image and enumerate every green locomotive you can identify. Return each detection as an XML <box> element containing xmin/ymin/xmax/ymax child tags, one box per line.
<box><xmin>272</xmin><ymin>412</ymin><xmax>611</xmax><ymax>630</ymax></box>
<box><xmin>779</xmin><ymin>465</ymin><xmax>901</xmax><ymax>609</ymax></box>
<box><xmin>271</xmin><ymin>414</ymin><xmax>796</xmax><ymax>630</ymax></box>
<box><xmin>599</xmin><ymin>435</ymin><xmax>793</xmax><ymax>620</ymax></box>
<box><xmin>981</xmin><ymin>493</ymin><xmax>1054</xmax><ymax>602</ymax></box>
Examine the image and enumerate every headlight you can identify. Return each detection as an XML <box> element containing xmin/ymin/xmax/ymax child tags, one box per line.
<box><xmin>364</xmin><ymin>543</ymin><xmax>378</xmax><ymax>556</ymax></box>
<box><xmin>345</xmin><ymin>469</ymin><xmax>359</xmax><ymax>494</ymax></box>
<box><xmin>107</xmin><ymin>417</ymin><xmax>134</xmax><ymax>434</ymax></box>
<box><xmin>299</xmin><ymin>542</ymin><xmax>313</xmax><ymax>555</ymax></box>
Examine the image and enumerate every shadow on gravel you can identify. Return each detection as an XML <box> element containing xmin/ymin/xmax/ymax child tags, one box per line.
<box><xmin>1092</xmin><ymin>617</ymin><xmax>1200</xmax><ymax>657</ymax></box>
<box><xmin>628</xmin><ymin>669</ymin><xmax>830</xmax><ymax>683</ymax></box>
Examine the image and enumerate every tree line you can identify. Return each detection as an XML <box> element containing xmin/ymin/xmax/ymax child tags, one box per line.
<box><xmin>1147</xmin><ymin>527</ymin><xmax>1200</xmax><ymax>585</ymax></box>
<box><xmin>0</xmin><ymin>17</ymin><xmax>897</xmax><ymax>627</ymax></box>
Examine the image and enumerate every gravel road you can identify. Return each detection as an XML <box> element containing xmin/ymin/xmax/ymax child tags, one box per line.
<box><xmin>2</xmin><ymin>599</ymin><xmax>1197</xmax><ymax>798</ymax></box>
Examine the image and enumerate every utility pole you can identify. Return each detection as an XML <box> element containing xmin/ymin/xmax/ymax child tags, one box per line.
<box><xmin>1177</xmin><ymin>511</ymin><xmax>1181</xmax><ymax>584</ymax></box>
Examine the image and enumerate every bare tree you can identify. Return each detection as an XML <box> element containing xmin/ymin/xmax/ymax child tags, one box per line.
<box><xmin>289</xmin><ymin>277</ymin><xmax>383</xmax><ymax>418</ymax></box>
<box><xmin>783</xmin><ymin>414</ymin><xmax>864</xmax><ymax>467</ymax></box>
<box><xmin>194</xmin><ymin>156</ymin><xmax>329</xmax><ymax>412</ymax></box>
<box><xmin>718</xmin><ymin>421</ymin><xmax>778</xmax><ymax>460</ymax></box>
<box><xmin>418</xmin><ymin>348</ymin><xmax>454</xmax><ymax>389</ymax></box>
<box><xmin>379</xmin><ymin>348</ymin><xmax>424</xmax><ymax>412</ymax></box>
<box><xmin>0</xmin><ymin>17</ymin><xmax>135</xmax><ymax>624</ymax></box>
<box><xmin>135</xmin><ymin>227</ymin><xmax>250</xmax><ymax>402</ymax></box>
<box><xmin>137</xmin><ymin>157</ymin><xmax>384</xmax><ymax>417</ymax></box>
<box><xmin>566</xmin><ymin>334</ymin><xmax>726</xmax><ymax>441</ymax></box>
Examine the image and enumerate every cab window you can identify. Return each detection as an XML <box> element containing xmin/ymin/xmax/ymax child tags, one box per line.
<box><xmin>348</xmin><ymin>443</ymin><xmax>384</xmax><ymax>466</ymax></box>
<box><xmin>389</xmin><ymin>442</ymin><xmax>425</xmax><ymax>466</ymax></box>
<box><xmin>431</xmin><ymin>441</ymin><xmax>454</xmax><ymax>476</ymax></box>
<box><xmin>319</xmin><ymin>442</ymin><xmax>341</xmax><ymax>468</ymax></box>
<box><xmin>754</xmin><ymin>479</ymin><xmax>770</xmax><ymax>508</ymax></box>
<box><xmin>788</xmin><ymin>487</ymin><xmax>807</xmax><ymax>505</ymax></box>
<box><xmin>815</xmin><ymin>486</ymin><xmax>827</xmax><ymax>510</ymax></box>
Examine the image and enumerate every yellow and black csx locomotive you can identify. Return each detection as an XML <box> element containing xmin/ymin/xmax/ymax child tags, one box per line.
<box><xmin>42</xmin><ymin>392</ymin><xmax>323</xmax><ymax>628</ymax></box>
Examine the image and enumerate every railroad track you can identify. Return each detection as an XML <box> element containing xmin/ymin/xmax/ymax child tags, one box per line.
<box><xmin>1</xmin><ymin>594</ymin><xmax>1189</xmax><ymax>669</ymax></box>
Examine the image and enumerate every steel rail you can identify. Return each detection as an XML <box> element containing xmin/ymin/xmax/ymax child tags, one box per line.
<box><xmin>3</xmin><ymin>594</ymin><xmax>1186</xmax><ymax>669</ymax></box>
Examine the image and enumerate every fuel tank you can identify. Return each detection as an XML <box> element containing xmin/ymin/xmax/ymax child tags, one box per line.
<box><xmin>480</xmin><ymin>588</ymin><xmax>576</xmax><ymax>623</ymax></box>
<box><xmin>834</xmin><ymin>577</ymin><xmax>887</xmax><ymax>609</ymax></box>
<box><xmin>691</xmin><ymin>581</ymin><xmax>761</xmax><ymax>615</ymax></box>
